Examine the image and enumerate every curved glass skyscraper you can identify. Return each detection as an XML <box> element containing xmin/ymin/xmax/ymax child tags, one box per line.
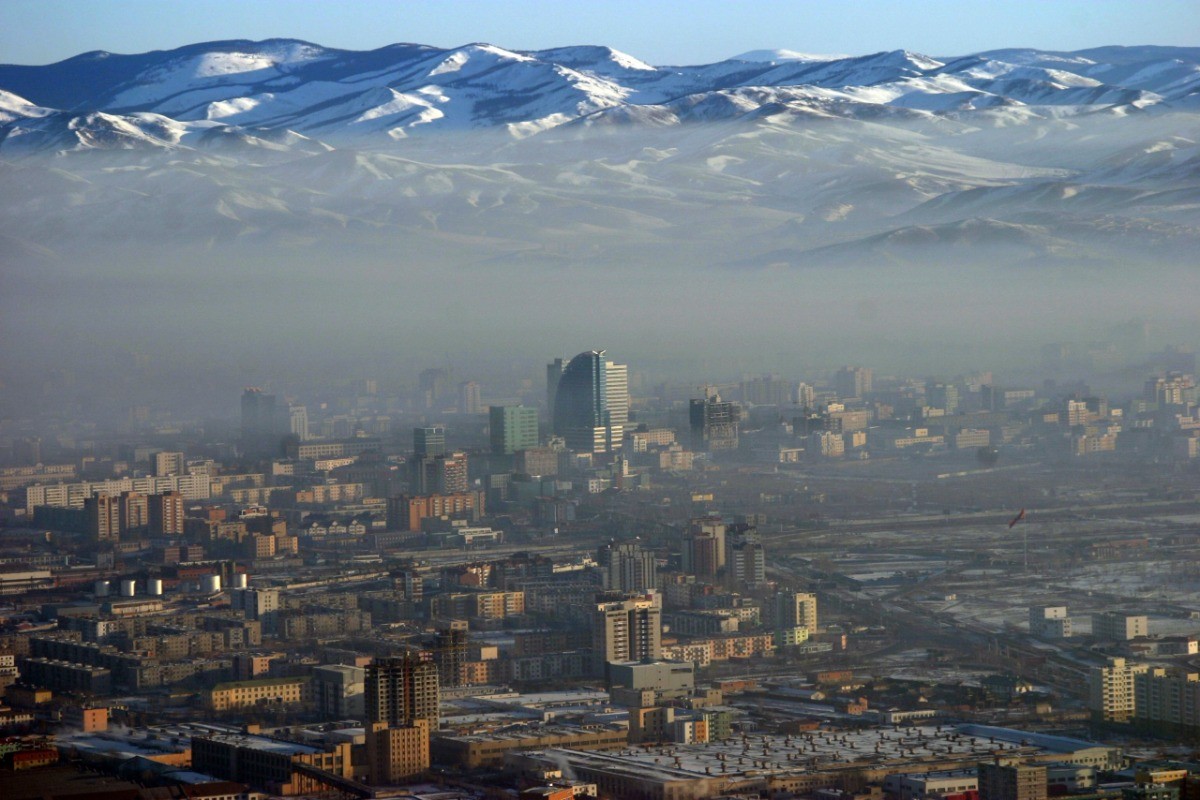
<box><xmin>552</xmin><ymin>350</ymin><xmax>627</xmax><ymax>455</ymax></box>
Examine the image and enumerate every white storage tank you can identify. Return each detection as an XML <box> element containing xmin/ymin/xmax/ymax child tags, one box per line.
<box><xmin>201</xmin><ymin>574</ymin><xmax>221</xmax><ymax>594</ymax></box>
<box><xmin>119</xmin><ymin>579</ymin><xmax>137</xmax><ymax>597</ymax></box>
<box><xmin>94</xmin><ymin>580</ymin><xmax>110</xmax><ymax>597</ymax></box>
<box><xmin>147</xmin><ymin>578</ymin><xmax>163</xmax><ymax>596</ymax></box>
<box><xmin>233</xmin><ymin>573</ymin><xmax>248</xmax><ymax>589</ymax></box>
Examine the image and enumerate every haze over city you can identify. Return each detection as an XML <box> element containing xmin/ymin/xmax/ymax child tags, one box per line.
<box><xmin>2</xmin><ymin>4</ymin><xmax>1200</xmax><ymax>800</ymax></box>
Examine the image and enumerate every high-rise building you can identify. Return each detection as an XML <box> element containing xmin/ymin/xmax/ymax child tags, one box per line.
<box><xmin>84</xmin><ymin>493</ymin><xmax>121</xmax><ymax>542</ymax></box>
<box><xmin>312</xmin><ymin>664</ymin><xmax>365</xmax><ymax>719</ymax></box>
<box><xmin>775</xmin><ymin>590</ymin><xmax>818</xmax><ymax>632</ymax></box>
<box><xmin>412</xmin><ymin>452</ymin><xmax>468</xmax><ymax>495</ymax></box>
<box><xmin>1089</xmin><ymin>656</ymin><xmax>1149</xmax><ymax>722</ymax></box>
<box><xmin>413</xmin><ymin>427</ymin><xmax>446</xmax><ymax>458</ymax></box>
<box><xmin>592</xmin><ymin>593</ymin><xmax>662</xmax><ymax>671</ymax></box>
<box><xmin>458</xmin><ymin>381</ymin><xmax>482</xmax><ymax>415</ymax></box>
<box><xmin>364</xmin><ymin>654</ymin><xmax>436</xmax><ymax>784</ymax></box>
<box><xmin>241</xmin><ymin>388</ymin><xmax>287</xmax><ymax>458</ymax></box>
<box><xmin>490</xmin><ymin>405</ymin><xmax>540</xmax><ymax>455</ymax></box>
<box><xmin>727</xmin><ymin>527</ymin><xmax>766</xmax><ymax>590</ymax></box>
<box><xmin>552</xmin><ymin>350</ymin><xmax>628</xmax><ymax>455</ymax></box>
<box><xmin>418</xmin><ymin>368</ymin><xmax>451</xmax><ymax>410</ymax></box>
<box><xmin>434</xmin><ymin>622</ymin><xmax>469</xmax><ymax>688</ymax></box>
<box><xmin>682</xmin><ymin>517</ymin><xmax>726</xmax><ymax>578</ymax></box>
<box><xmin>148</xmin><ymin>491</ymin><xmax>185</xmax><ymax>536</ymax></box>
<box><xmin>546</xmin><ymin>358</ymin><xmax>565</xmax><ymax>416</ymax></box>
<box><xmin>288</xmin><ymin>405</ymin><xmax>309</xmax><ymax>441</ymax></box>
<box><xmin>118</xmin><ymin>491</ymin><xmax>148</xmax><ymax>534</ymax></box>
<box><xmin>740</xmin><ymin>374</ymin><xmax>797</xmax><ymax>406</ymax></box>
<box><xmin>598</xmin><ymin>541</ymin><xmax>657</xmax><ymax>593</ymax></box>
<box><xmin>366</xmin><ymin>653</ymin><xmax>440</xmax><ymax>727</ymax></box>
<box><xmin>153</xmin><ymin>451</ymin><xmax>185</xmax><ymax>477</ymax></box>
<box><xmin>834</xmin><ymin>366</ymin><xmax>873</xmax><ymax>400</ymax></box>
<box><xmin>231</xmin><ymin>587</ymin><xmax>282</xmax><ymax>634</ymax></box>
<box><xmin>926</xmin><ymin>381</ymin><xmax>960</xmax><ymax>414</ymax></box>
<box><xmin>689</xmin><ymin>392</ymin><xmax>741</xmax><ymax>451</ymax></box>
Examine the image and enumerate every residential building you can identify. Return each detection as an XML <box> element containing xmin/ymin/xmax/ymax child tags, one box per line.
<box><xmin>592</xmin><ymin>593</ymin><xmax>662</xmax><ymax>671</ymax></box>
<box><xmin>1089</xmin><ymin>656</ymin><xmax>1149</xmax><ymax>722</ymax></box>
<box><xmin>1093</xmin><ymin>612</ymin><xmax>1149</xmax><ymax>641</ymax></box>
<box><xmin>597</xmin><ymin>540</ymin><xmax>657</xmax><ymax>593</ymax></box>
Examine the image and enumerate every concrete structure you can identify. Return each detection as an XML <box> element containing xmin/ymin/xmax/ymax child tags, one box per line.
<box><xmin>978</xmin><ymin>763</ymin><xmax>1047</xmax><ymax>800</ymax></box>
<box><xmin>366</xmin><ymin>654</ymin><xmax>439</xmax><ymax>727</ymax></box>
<box><xmin>192</xmin><ymin>729</ymin><xmax>355</xmax><ymax>796</ymax></box>
<box><xmin>1089</xmin><ymin>657</ymin><xmax>1149</xmax><ymax>723</ymax></box>
<box><xmin>597</xmin><ymin>540</ymin><xmax>657</xmax><ymax>593</ymax></box>
<box><xmin>1134</xmin><ymin>667</ymin><xmax>1200</xmax><ymax>732</ymax></box>
<box><xmin>689</xmin><ymin>392</ymin><xmax>741</xmax><ymax>451</ymax></box>
<box><xmin>366</xmin><ymin>718</ymin><xmax>430</xmax><ymax>784</ymax></box>
<box><xmin>208</xmin><ymin>677</ymin><xmax>307</xmax><ymax>712</ymax></box>
<box><xmin>592</xmin><ymin>594</ymin><xmax>662</xmax><ymax>671</ymax></box>
<box><xmin>313</xmin><ymin>664</ymin><xmax>365</xmax><ymax>719</ymax></box>
<box><xmin>434</xmin><ymin>725</ymin><xmax>628</xmax><ymax>769</ymax></box>
<box><xmin>552</xmin><ymin>350</ymin><xmax>628</xmax><ymax>455</ymax></box>
<box><xmin>884</xmin><ymin>770</ymin><xmax>978</xmax><ymax>800</ymax></box>
<box><xmin>1029</xmin><ymin>606</ymin><xmax>1072</xmax><ymax>639</ymax></box>
<box><xmin>491</xmin><ymin>405</ymin><xmax>540</xmax><ymax>455</ymax></box>
<box><xmin>1093</xmin><ymin>612</ymin><xmax>1149</xmax><ymax>641</ymax></box>
<box><xmin>607</xmin><ymin>660</ymin><xmax>694</xmax><ymax>700</ymax></box>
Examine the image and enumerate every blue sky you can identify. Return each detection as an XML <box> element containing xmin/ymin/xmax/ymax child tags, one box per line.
<box><xmin>2</xmin><ymin>0</ymin><xmax>1196</xmax><ymax>66</ymax></box>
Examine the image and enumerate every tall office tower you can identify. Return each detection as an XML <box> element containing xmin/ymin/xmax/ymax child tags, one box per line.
<box><xmin>490</xmin><ymin>405</ymin><xmax>540</xmax><ymax>455</ymax></box>
<box><xmin>727</xmin><ymin>527</ymin><xmax>766</xmax><ymax>590</ymax></box>
<box><xmin>834</xmin><ymin>366</ymin><xmax>873</xmax><ymax>400</ymax></box>
<box><xmin>774</xmin><ymin>590</ymin><xmax>818</xmax><ymax>632</ymax></box>
<box><xmin>682</xmin><ymin>517</ymin><xmax>726</xmax><ymax>578</ymax></box>
<box><xmin>689</xmin><ymin>391</ymin><xmax>741</xmax><ymax>451</ymax></box>
<box><xmin>241</xmin><ymin>388</ymin><xmax>284</xmax><ymax>457</ymax></box>
<box><xmin>153</xmin><ymin>451</ymin><xmax>185</xmax><ymax>477</ymax></box>
<box><xmin>592</xmin><ymin>594</ymin><xmax>662</xmax><ymax>670</ymax></box>
<box><xmin>365</xmin><ymin>654</ymin><xmax>437</xmax><ymax>784</ymax></box>
<box><xmin>552</xmin><ymin>350</ymin><xmax>628</xmax><ymax>455</ymax></box>
<box><xmin>418</xmin><ymin>368</ymin><xmax>451</xmax><ymax>410</ymax></box>
<box><xmin>605</xmin><ymin>361</ymin><xmax>629</xmax><ymax>451</ymax></box>
<box><xmin>366</xmin><ymin>653</ymin><xmax>440</xmax><ymax>726</ymax></box>
<box><xmin>546</xmin><ymin>358</ymin><xmax>565</xmax><ymax>416</ymax></box>
<box><xmin>413</xmin><ymin>426</ymin><xmax>446</xmax><ymax>458</ymax></box>
<box><xmin>458</xmin><ymin>381</ymin><xmax>482</xmax><ymax>415</ymax></box>
<box><xmin>598</xmin><ymin>541</ymin><xmax>657</xmax><ymax>593</ymax></box>
<box><xmin>84</xmin><ymin>493</ymin><xmax>121</xmax><ymax>542</ymax></box>
<box><xmin>148</xmin><ymin>491</ymin><xmax>185</xmax><ymax>536</ymax></box>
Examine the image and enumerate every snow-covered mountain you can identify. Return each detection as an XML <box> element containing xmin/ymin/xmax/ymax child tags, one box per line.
<box><xmin>1</xmin><ymin>39</ymin><xmax>1199</xmax><ymax>272</ymax></box>
<box><xmin>1</xmin><ymin>39</ymin><xmax>1196</xmax><ymax>147</ymax></box>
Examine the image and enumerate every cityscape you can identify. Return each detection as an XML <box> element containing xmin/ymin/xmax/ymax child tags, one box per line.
<box><xmin>4</xmin><ymin>339</ymin><xmax>1200</xmax><ymax>799</ymax></box>
<box><xmin>3</xmin><ymin>3</ymin><xmax>1200</xmax><ymax>800</ymax></box>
